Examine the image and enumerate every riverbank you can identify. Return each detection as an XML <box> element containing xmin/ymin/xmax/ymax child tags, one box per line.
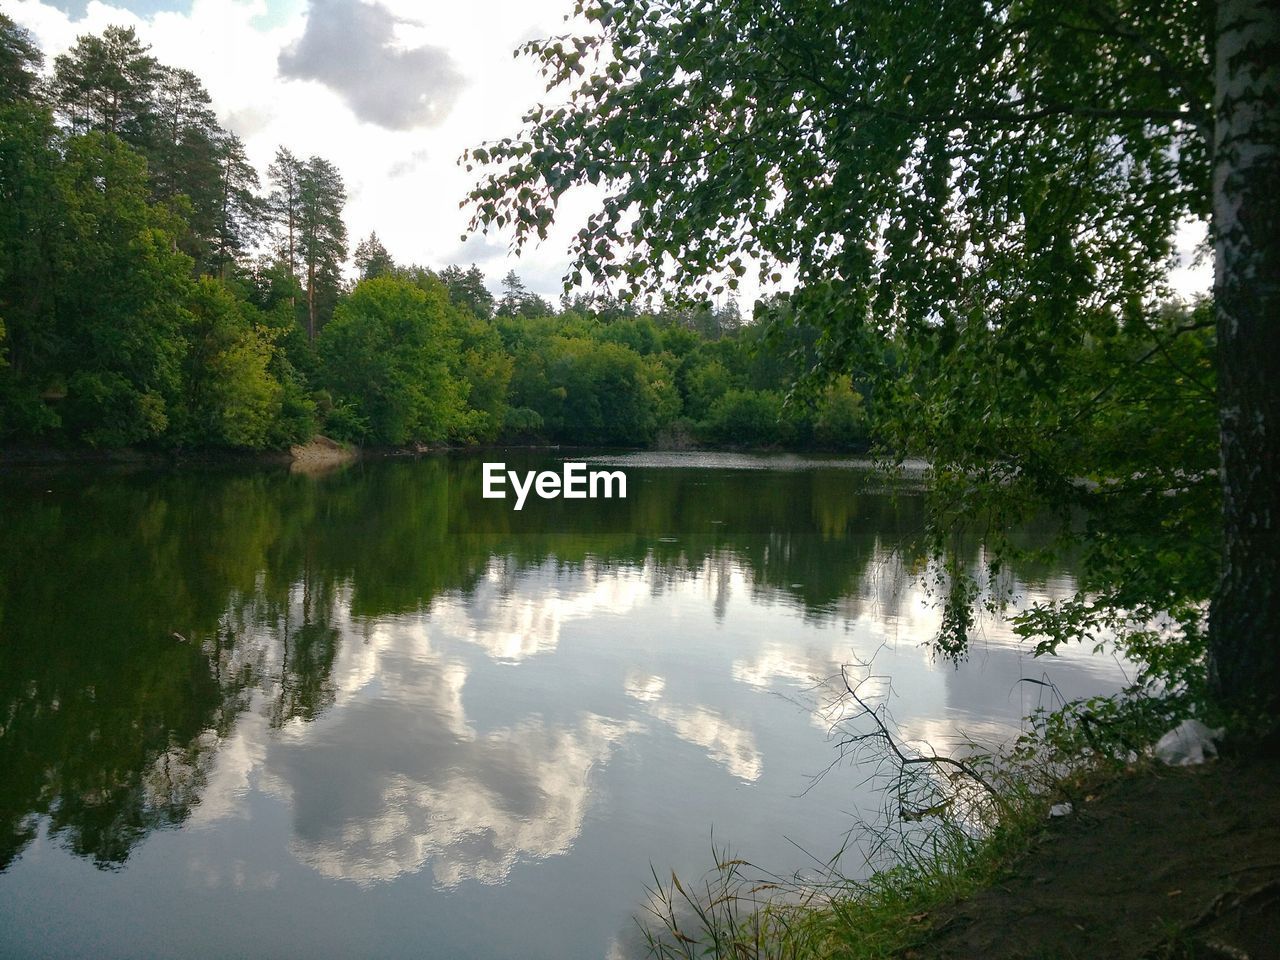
<box><xmin>0</xmin><ymin>440</ymin><xmax>879</xmax><ymax>469</ymax></box>
<box><xmin>649</xmin><ymin>750</ymin><xmax>1280</xmax><ymax>960</ymax></box>
<box><xmin>908</xmin><ymin>754</ymin><xmax>1280</xmax><ymax>960</ymax></box>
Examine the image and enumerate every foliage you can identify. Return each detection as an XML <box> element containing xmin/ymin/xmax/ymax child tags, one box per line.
<box><xmin>496</xmin><ymin>269</ymin><xmax>553</xmax><ymax>318</ymax></box>
<box><xmin>55</xmin><ymin>132</ymin><xmax>193</xmax><ymax>445</ymax></box>
<box><xmin>295</xmin><ymin>156</ymin><xmax>347</xmax><ymax>339</ymax></box>
<box><xmin>0</xmin><ymin>18</ymin><xmax>922</xmax><ymax>454</ymax></box>
<box><xmin>700</xmin><ymin>389</ymin><xmax>785</xmax><ymax>447</ymax></box>
<box><xmin>811</xmin><ymin>380</ymin><xmax>866</xmax><ymax>450</ymax></box>
<box><xmin>353</xmin><ymin>232</ymin><xmax>395</xmax><ymax>280</ymax></box>
<box><xmin>180</xmin><ymin>278</ymin><xmax>283</xmax><ymax>449</ymax></box>
<box><xmin>439</xmin><ymin>264</ymin><xmax>495</xmax><ymax>319</ymax></box>
<box><xmin>317</xmin><ymin>277</ymin><xmax>467</xmax><ymax>445</ymax></box>
<box><xmin>464</xmin><ymin>0</ymin><xmax>1221</xmax><ymax>687</ymax></box>
<box><xmin>0</xmin><ymin>13</ymin><xmax>42</xmax><ymax>105</ymax></box>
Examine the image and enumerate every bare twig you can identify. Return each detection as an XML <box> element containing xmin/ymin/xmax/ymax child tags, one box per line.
<box><xmin>838</xmin><ymin>664</ymin><xmax>1003</xmax><ymax>801</ymax></box>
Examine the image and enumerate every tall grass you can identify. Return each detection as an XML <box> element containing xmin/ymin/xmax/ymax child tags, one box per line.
<box><xmin>637</xmin><ymin>665</ymin><xmax>1181</xmax><ymax>960</ymax></box>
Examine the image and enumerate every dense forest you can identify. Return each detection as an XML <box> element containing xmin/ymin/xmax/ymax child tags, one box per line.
<box><xmin>0</xmin><ymin>16</ymin><xmax>866</xmax><ymax>453</ymax></box>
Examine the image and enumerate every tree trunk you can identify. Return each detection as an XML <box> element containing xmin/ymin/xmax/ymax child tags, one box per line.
<box><xmin>307</xmin><ymin>261</ymin><xmax>316</xmax><ymax>342</ymax></box>
<box><xmin>1209</xmin><ymin>0</ymin><xmax>1280</xmax><ymax>724</ymax></box>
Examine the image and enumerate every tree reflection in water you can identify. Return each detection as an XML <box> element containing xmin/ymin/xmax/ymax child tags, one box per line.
<box><xmin>0</xmin><ymin>454</ymin><xmax>1090</xmax><ymax>886</ymax></box>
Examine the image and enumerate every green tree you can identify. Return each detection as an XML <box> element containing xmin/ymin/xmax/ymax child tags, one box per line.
<box><xmin>267</xmin><ymin>149</ymin><xmax>347</xmax><ymax>340</ymax></box>
<box><xmin>683</xmin><ymin>357</ymin><xmax>734</xmax><ymax>422</ymax></box>
<box><xmin>353</xmin><ymin>231</ymin><xmax>395</xmax><ymax>280</ymax></box>
<box><xmin>148</xmin><ymin>65</ymin><xmax>223</xmax><ymax>263</ymax></box>
<box><xmin>209</xmin><ymin>132</ymin><xmax>263</xmax><ymax>277</ymax></box>
<box><xmin>496</xmin><ymin>269</ymin><xmax>553</xmax><ymax>318</ymax></box>
<box><xmin>297</xmin><ymin>156</ymin><xmax>347</xmax><ymax>340</ymax></box>
<box><xmin>267</xmin><ymin>147</ymin><xmax>303</xmax><ymax>282</ymax></box>
<box><xmin>811</xmin><ymin>379</ymin><xmax>866</xmax><ymax>450</ymax></box>
<box><xmin>179</xmin><ymin>278</ymin><xmax>283</xmax><ymax>448</ymax></box>
<box><xmin>52</xmin><ymin>25</ymin><xmax>157</xmax><ymax>140</ymax></box>
<box><xmin>701</xmin><ymin>389</ymin><xmax>785</xmax><ymax>447</ymax></box>
<box><xmin>512</xmin><ymin>333</ymin><xmax>656</xmax><ymax>444</ymax></box>
<box><xmin>439</xmin><ymin>263</ymin><xmax>495</xmax><ymax>319</ymax></box>
<box><xmin>0</xmin><ymin>13</ymin><xmax>42</xmax><ymax>105</ymax></box>
<box><xmin>467</xmin><ymin>2</ymin><xmax>1278</xmax><ymax>722</ymax></box>
<box><xmin>448</xmin><ymin>306</ymin><xmax>512</xmax><ymax>441</ymax></box>
<box><xmin>55</xmin><ymin>132</ymin><xmax>193</xmax><ymax>446</ymax></box>
<box><xmin>317</xmin><ymin>277</ymin><xmax>466</xmax><ymax>445</ymax></box>
<box><xmin>0</xmin><ymin>27</ymin><xmax>62</xmax><ymax>437</ymax></box>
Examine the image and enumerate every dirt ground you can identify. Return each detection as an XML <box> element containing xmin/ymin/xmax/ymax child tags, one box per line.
<box><xmin>910</xmin><ymin>755</ymin><xmax>1280</xmax><ymax>960</ymax></box>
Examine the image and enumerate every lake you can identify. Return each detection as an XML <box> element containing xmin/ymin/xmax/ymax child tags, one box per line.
<box><xmin>0</xmin><ymin>452</ymin><xmax>1126</xmax><ymax>959</ymax></box>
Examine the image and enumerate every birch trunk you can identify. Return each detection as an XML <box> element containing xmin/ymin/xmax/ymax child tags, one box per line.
<box><xmin>1209</xmin><ymin>0</ymin><xmax>1280</xmax><ymax>722</ymax></box>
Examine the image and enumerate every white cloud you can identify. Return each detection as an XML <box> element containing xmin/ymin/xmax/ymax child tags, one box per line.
<box><xmin>278</xmin><ymin>0</ymin><xmax>464</xmax><ymax>130</ymax></box>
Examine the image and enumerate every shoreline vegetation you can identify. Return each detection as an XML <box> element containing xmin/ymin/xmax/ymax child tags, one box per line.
<box><xmin>639</xmin><ymin>670</ymin><xmax>1280</xmax><ymax>959</ymax></box>
<box><xmin>641</xmin><ymin>751</ymin><xmax>1280</xmax><ymax>960</ymax></box>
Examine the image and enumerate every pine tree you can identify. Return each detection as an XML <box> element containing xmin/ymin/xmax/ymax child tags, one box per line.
<box><xmin>52</xmin><ymin>25</ymin><xmax>157</xmax><ymax>140</ymax></box>
<box><xmin>296</xmin><ymin>156</ymin><xmax>347</xmax><ymax>341</ymax></box>
<box><xmin>267</xmin><ymin>147</ymin><xmax>303</xmax><ymax>282</ymax></box>
<box><xmin>210</xmin><ymin>132</ymin><xmax>262</xmax><ymax>277</ymax></box>
<box><xmin>353</xmin><ymin>232</ymin><xmax>394</xmax><ymax>280</ymax></box>
<box><xmin>439</xmin><ymin>264</ymin><xmax>495</xmax><ymax>319</ymax></box>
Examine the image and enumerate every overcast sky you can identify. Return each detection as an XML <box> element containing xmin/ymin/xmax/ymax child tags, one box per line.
<box><xmin>8</xmin><ymin>0</ymin><xmax>1211</xmax><ymax>305</ymax></box>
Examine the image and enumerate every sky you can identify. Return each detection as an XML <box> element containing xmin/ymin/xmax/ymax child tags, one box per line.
<box><xmin>8</xmin><ymin>0</ymin><xmax>1212</xmax><ymax>305</ymax></box>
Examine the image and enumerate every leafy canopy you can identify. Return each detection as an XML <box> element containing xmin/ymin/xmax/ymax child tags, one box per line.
<box><xmin>466</xmin><ymin>0</ymin><xmax>1219</xmax><ymax>683</ymax></box>
<box><xmin>466</xmin><ymin>0</ymin><xmax>1210</xmax><ymax>351</ymax></box>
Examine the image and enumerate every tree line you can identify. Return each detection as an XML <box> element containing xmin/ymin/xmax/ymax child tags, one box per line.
<box><xmin>0</xmin><ymin>17</ymin><xmax>866</xmax><ymax>453</ymax></box>
<box><xmin>464</xmin><ymin>0</ymin><xmax>1280</xmax><ymax>729</ymax></box>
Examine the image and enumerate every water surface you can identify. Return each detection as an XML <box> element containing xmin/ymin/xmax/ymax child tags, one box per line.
<box><xmin>0</xmin><ymin>453</ymin><xmax>1124</xmax><ymax>958</ymax></box>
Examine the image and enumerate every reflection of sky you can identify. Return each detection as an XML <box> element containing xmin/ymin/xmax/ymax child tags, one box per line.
<box><xmin>1</xmin><ymin>542</ymin><xmax>1129</xmax><ymax>960</ymax></box>
<box><xmin>184</xmin><ymin>547</ymin><xmax>1125</xmax><ymax>890</ymax></box>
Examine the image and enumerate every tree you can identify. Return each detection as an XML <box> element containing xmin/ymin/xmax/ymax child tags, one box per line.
<box><xmin>267</xmin><ymin>147</ymin><xmax>304</xmax><ymax>281</ymax></box>
<box><xmin>439</xmin><ymin>263</ymin><xmax>495</xmax><ymax>319</ymax></box>
<box><xmin>267</xmin><ymin>150</ymin><xmax>347</xmax><ymax>339</ymax></box>
<box><xmin>353</xmin><ymin>232</ymin><xmax>395</xmax><ymax>280</ymax></box>
<box><xmin>496</xmin><ymin>269</ymin><xmax>552</xmax><ymax>317</ymax></box>
<box><xmin>149</xmin><ymin>67</ymin><xmax>217</xmax><ymax>194</ymax></box>
<box><xmin>1208</xmin><ymin>0</ymin><xmax>1279</xmax><ymax>719</ymax></box>
<box><xmin>316</xmin><ymin>277</ymin><xmax>466</xmax><ymax>445</ymax></box>
<box><xmin>52</xmin><ymin>25</ymin><xmax>157</xmax><ymax>140</ymax></box>
<box><xmin>148</xmin><ymin>66</ymin><xmax>223</xmax><ymax>264</ymax></box>
<box><xmin>496</xmin><ymin>269</ymin><xmax>529</xmax><ymax>317</ymax></box>
<box><xmin>0</xmin><ymin>20</ymin><xmax>61</xmax><ymax>431</ymax></box>
<box><xmin>0</xmin><ymin>13</ymin><xmax>42</xmax><ymax>105</ymax></box>
<box><xmin>55</xmin><ymin>132</ymin><xmax>193</xmax><ymax>445</ymax></box>
<box><xmin>179</xmin><ymin>278</ymin><xmax>283</xmax><ymax>448</ymax></box>
<box><xmin>296</xmin><ymin>156</ymin><xmax>347</xmax><ymax>340</ymax></box>
<box><xmin>209</xmin><ymin>132</ymin><xmax>263</xmax><ymax>277</ymax></box>
<box><xmin>700</xmin><ymin>388</ymin><xmax>785</xmax><ymax>447</ymax></box>
<box><xmin>467</xmin><ymin>2</ymin><xmax>1278</xmax><ymax>722</ymax></box>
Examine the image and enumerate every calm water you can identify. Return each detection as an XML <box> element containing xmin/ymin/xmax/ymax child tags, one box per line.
<box><xmin>0</xmin><ymin>453</ymin><xmax>1125</xmax><ymax>959</ymax></box>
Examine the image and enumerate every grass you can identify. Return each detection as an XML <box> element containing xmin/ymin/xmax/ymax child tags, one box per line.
<box><xmin>637</xmin><ymin>671</ymin><xmax>1182</xmax><ymax>960</ymax></box>
<box><xmin>641</xmin><ymin>787</ymin><xmax>1055</xmax><ymax>959</ymax></box>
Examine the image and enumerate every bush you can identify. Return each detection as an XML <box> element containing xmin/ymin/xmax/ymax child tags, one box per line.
<box><xmin>323</xmin><ymin>399</ymin><xmax>369</xmax><ymax>444</ymax></box>
<box><xmin>812</xmin><ymin>380</ymin><xmax>867</xmax><ymax>449</ymax></box>
<box><xmin>502</xmin><ymin>406</ymin><xmax>545</xmax><ymax>441</ymax></box>
<box><xmin>699</xmin><ymin>389</ymin><xmax>786</xmax><ymax>447</ymax></box>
